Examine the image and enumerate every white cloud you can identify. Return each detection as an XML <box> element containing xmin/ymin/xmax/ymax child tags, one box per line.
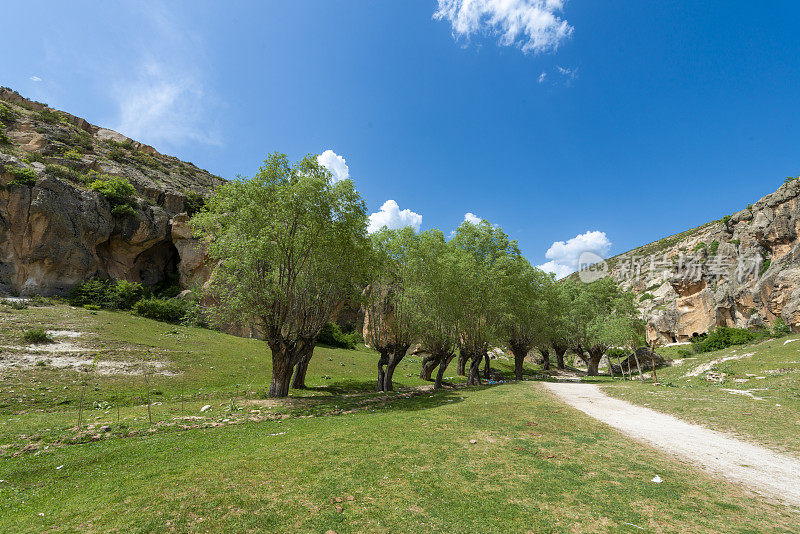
<box><xmin>108</xmin><ymin>5</ymin><xmax>221</xmax><ymax>147</ymax></box>
<box><xmin>317</xmin><ymin>150</ymin><xmax>350</xmax><ymax>183</ymax></box>
<box><xmin>367</xmin><ymin>200</ymin><xmax>423</xmax><ymax>234</ymax></box>
<box><xmin>557</xmin><ymin>65</ymin><xmax>578</xmax><ymax>82</ymax></box>
<box><xmin>537</xmin><ymin>230</ymin><xmax>611</xmax><ymax>279</ymax></box>
<box><xmin>30</xmin><ymin>76</ymin><xmax>42</xmax><ymax>82</ymax></box>
<box><xmin>464</xmin><ymin>212</ymin><xmax>482</xmax><ymax>224</ymax></box>
<box><xmin>538</xmin><ymin>71</ymin><xmax>547</xmax><ymax>83</ymax></box>
<box><xmin>434</xmin><ymin>0</ymin><xmax>574</xmax><ymax>55</ymax></box>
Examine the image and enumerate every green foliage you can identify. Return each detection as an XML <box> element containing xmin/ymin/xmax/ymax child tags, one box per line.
<box><xmin>760</xmin><ymin>258</ymin><xmax>771</xmax><ymax>274</ymax></box>
<box><xmin>722</xmin><ymin>215</ymin><xmax>732</xmax><ymax>226</ymax></box>
<box><xmin>22</xmin><ymin>328</ymin><xmax>53</xmax><ymax>344</ymax></box>
<box><xmin>317</xmin><ymin>322</ymin><xmax>359</xmax><ymax>350</ymax></box>
<box><xmin>730</xmin><ymin>238</ymin><xmax>740</xmax><ymax>246</ymax></box>
<box><xmin>708</xmin><ymin>240</ymin><xmax>720</xmax><ymax>254</ymax></box>
<box><xmin>639</xmin><ymin>292</ymin><xmax>655</xmax><ymax>301</ymax></box>
<box><xmin>90</xmin><ymin>175</ymin><xmax>137</xmax><ymax>216</ymax></box>
<box><xmin>771</xmin><ymin>317</ymin><xmax>791</xmax><ymax>337</ymax></box>
<box><xmin>45</xmin><ymin>163</ymin><xmax>86</xmax><ymax>183</ymax></box>
<box><xmin>693</xmin><ymin>241</ymin><xmax>707</xmax><ymax>252</ymax></box>
<box><xmin>690</xmin><ymin>327</ymin><xmax>764</xmax><ymax>353</ymax></box>
<box><xmin>111</xmin><ymin>204</ymin><xmax>136</xmax><ymax>218</ymax></box>
<box><xmin>108</xmin><ymin>148</ymin><xmax>127</xmax><ymax>162</ymax></box>
<box><xmin>747</xmin><ymin>204</ymin><xmax>754</xmax><ymax>212</ymax></box>
<box><xmin>132</xmin><ymin>297</ymin><xmax>187</xmax><ymax>323</ymax></box>
<box><xmin>35</xmin><ymin>108</ymin><xmax>64</xmax><ymax>124</ymax></box>
<box><xmin>3</xmin><ymin>165</ymin><xmax>37</xmax><ymax>187</ymax></box>
<box><xmin>67</xmin><ymin>279</ymin><xmax>145</xmax><ymax>310</ymax></box>
<box><xmin>784</xmin><ymin>176</ymin><xmax>798</xmax><ymax>185</ymax></box>
<box><xmin>0</xmin><ymin>102</ymin><xmax>17</xmax><ymax>124</ymax></box>
<box><xmin>24</xmin><ymin>152</ymin><xmax>46</xmax><ymax>164</ymax></box>
<box><xmin>105</xmin><ymin>138</ymin><xmax>134</xmax><ymax>150</ymax></box>
<box><xmin>184</xmin><ymin>192</ymin><xmax>206</xmax><ymax>216</ymax></box>
<box><xmin>130</xmin><ymin>151</ymin><xmax>160</xmax><ymax>169</ymax></box>
<box><xmin>0</xmin><ymin>126</ymin><xmax>9</xmax><ymax>145</ymax></box>
<box><xmin>62</xmin><ymin>147</ymin><xmax>83</xmax><ymax>161</ymax></box>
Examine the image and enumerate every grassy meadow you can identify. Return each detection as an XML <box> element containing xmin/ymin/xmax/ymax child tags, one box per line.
<box><xmin>1</xmin><ymin>302</ymin><xmax>799</xmax><ymax>532</ymax></box>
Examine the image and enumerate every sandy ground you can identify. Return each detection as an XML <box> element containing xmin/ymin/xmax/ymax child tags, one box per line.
<box><xmin>542</xmin><ymin>381</ymin><xmax>800</xmax><ymax>509</ymax></box>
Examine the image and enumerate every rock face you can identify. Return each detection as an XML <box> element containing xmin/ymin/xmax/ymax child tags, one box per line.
<box><xmin>588</xmin><ymin>177</ymin><xmax>800</xmax><ymax>343</ymax></box>
<box><xmin>0</xmin><ymin>87</ymin><xmax>222</xmax><ymax>296</ymax></box>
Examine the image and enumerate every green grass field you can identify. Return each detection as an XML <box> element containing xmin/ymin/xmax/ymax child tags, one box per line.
<box><xmin>1</xmin><ymin>303</ymin><xmax>799</xmax><ymax>532</ymax></box>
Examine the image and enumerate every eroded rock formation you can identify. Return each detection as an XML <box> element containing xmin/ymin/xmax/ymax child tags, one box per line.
<box><xmin>0</xmin><ymin>88</ymin><xmax>222</xmax><ymax>296</ymax></box>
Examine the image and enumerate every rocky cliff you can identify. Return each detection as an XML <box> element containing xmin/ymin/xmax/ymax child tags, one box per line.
<box><xmin>0</xmin><ymin>88</ymin><xmax>222</xmax><ymax>296</ymax></box>
<box><xmin>591</xmin><ymin>178</ymin><xmax>800</xmax><ymax>343</ymax></box>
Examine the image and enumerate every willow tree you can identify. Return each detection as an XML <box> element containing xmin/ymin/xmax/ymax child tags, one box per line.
<box><xmin>450</xmin><ymin>220</ymin><xmax>516</xmax><ymax>385</ymax></box>
<box><xmin>192</xmin><ymin>152</ymin><xmax>370</xmax><ymax>397</ymax></box>
<box><xmin>568</xmin><ymin>278</ymin><xmax>638</xmax><ymax>376</ymax></box>
<box><xmin>363</xmin><ymin>227</ymin><xmax>419</xmax><ymax>391</ymax></box>
<box><xmin>409</xmin><ymin>229</ymin><xmax>459</xmax><ymax>389</ymax></box>
<box><xmin>499</xmin><ymin>258</ymin><xmax>555</xmax><ymax>380</ymax></box>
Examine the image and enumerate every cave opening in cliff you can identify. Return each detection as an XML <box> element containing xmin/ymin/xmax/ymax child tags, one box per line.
<box><xmin>132</xmin><ymin>241</ymin><xmax>181</xmax><ymax>288</ymax></box>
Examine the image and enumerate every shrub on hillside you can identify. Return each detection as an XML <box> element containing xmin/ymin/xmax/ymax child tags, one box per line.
<box><xmin>771</xmin><ymin>317</ymin><xmax>791</xmax><ymax>337</ymax></box>
<box><xmin>22</xmin><ymin>328</ymin><xmax>53</xmax><ymax>344</ymax></box>
<box><xmin>67</xmin><ymin>279</ymin><xmax>145</xmax><ymax>310</ymax></box>
<box><xmin>3</xmin><ymin>166</ymin><xmax>37</xmax><ymax>187</ymax></box>
<box><xmin>317</xmin><ymin>322</ymin><xmax>359</xmax><ymax>350</ymax></box>
<box><xmin>184</xmin><ymin>192</ymin><xmax>205</xmax><ymax>216</ymax></box>
<box><xmin>89</xmin><ymin>175</ymin><xmax>137</xmax><ymax>217</ymax></box>
<box><xmin>0</xmin><ymin>126</ymin><xmax>9</xmax><ymax>145</ymax></box>
<box><xmin>639</xmin><ymin>293</ymin><xmax>655</xmax><ymax>301</ymax></box>
<box><xmin>0</xmin><ymin>103</ymin><xmax>17</xmax><ymax>124</ymax></box>
<box><xmin>45</xmin><ymin>163</ymin><xmax>86</xmax><ymax>183</ymax></box>
<box><xmin>690</xmin><ymin>327</ymin><xmax>766</xmax><ymax>354</ymax></box>
<box><xmin>133</xmin><ymin>297</ymin><xmax>187</xmax><ymax>323</ymax></box>
<box><xmin>709</xmin><ymin>240</ymin><xmax>720</xmax><ymax>254</ymax></box>
<box><xmin>35</xmin><ymin>108</ymin><xmax>63</xmax><ymax>124</ymax></box>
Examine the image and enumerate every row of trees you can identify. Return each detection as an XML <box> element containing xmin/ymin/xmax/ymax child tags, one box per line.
<box><xmin>192</xmin><ymin>153</ymin><xmax>643</xmax><ymax>398</ymax></box>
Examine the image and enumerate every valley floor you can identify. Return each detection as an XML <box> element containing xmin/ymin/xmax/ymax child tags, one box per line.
<box><xmin>1</xmin><ymin>303</ymin><xmax>800</xmax><ymax>532</ymax></box>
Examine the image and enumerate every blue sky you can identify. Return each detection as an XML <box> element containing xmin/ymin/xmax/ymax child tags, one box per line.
<box><xmin>3</xmin><ymin>1</ymin><xmax>800</xmax><ymax>277</ymax></box>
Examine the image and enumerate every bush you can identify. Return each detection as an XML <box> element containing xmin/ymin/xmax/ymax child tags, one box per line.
<box><xmin>722</xmin><ymin>215</ymin><xmax>732</xmax><ymax>226</ymax></box>
<box><xmin>108</xmin><ymin>148</ymin><xmax>127</xmax><ymax>162</ymax></box>
<box><xmin>693</xmin><ymin>241</ymin><xmax>707</xmax><ymax>252</ymax></box>
<box><xmin>0</xmin><ymin>126</ymin><xmax>9</xmax><ymax>145</ymax></box>
<box><xmin>3</xmin><ymin>165</ymin><xmax>37</xmax><ymax>187</ymax></box>
<box><xmin>90</xmin><ymin>175</ymin><xmax>137</xmax><ymax>216</ymax></box>
<box><xmin>45</xmin><ymin>163</ymin><xmax>86</xmax><ymax>183</ymax></box>
<box><xmin>184</xmin><ymin>192</ymin><xmax>205</xmax><ymax>216</ymax></box>
<box><xmin>62</xmin><ymin>147</ymin><xmax>83</xmax><ymax>161</ymax></box>
<box><xmin>639</xmin><ymin>293</ymin><xmax>655</xmax><ymax>301</ymax></box>
<box><xmin>67</xmin><ymin>279</ymin><xmax>145</xmax><ymax>310</ymax></box>
<box><xmin>690</xmin><ymin>327</ymin><xmax>763</xmax><ymax>354</ymax></box>
<box><xmin>709</xmin><ymin>240</ymin><xmax>720</xmax><ymax>254</ymax></box>
<box><xmin>0</xmin><ymin>103</ymin><xmax>17</xmax><ymax>124</ymax></box>
<box><xmin>760</xmin><ymin>258</ymin><xmax>771</xmax><ymax>275</ymax></box>
<box><xmin>35</xmin><ymin>108</ymin><xmax>63</xmax><ymax>124</ymax></box>
<box><xmin>113</xmin><ymin>280</ymin><xmax>146</xmax><ymax>309</ymax></box>
<box><xmin>771</xmin><ymin>317</ymin><xmax>791</xmax><ymax>337</ymax></box>
<box><xmin>317</xmin><ymin>322</ymin><xmax>359</xmax><ymax>350</ymax></box>
<box><xmin>22</xmin><ymin>328</ymin><xmax>53</xmax><ymax>344</ymax></box>
<box><xmin>24</xmin><ymin>152</ymin><xmax>46</xmax><ymax>164</ymax></box>
<box><xmin>133</xmin><ymin>297</ymin><xmax>187</xmax><ymax>323</ymax></box>
<box><xmin>111</xmin><ymin>204</ymin><xmax>136</xmax><ymax>218</ymax></box>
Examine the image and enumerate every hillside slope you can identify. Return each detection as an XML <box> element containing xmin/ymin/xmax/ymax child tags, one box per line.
<box><xmin>587</xmin><ymin>178</ymin><xmax>800</xmax><ymax>342</ymax></box>
<box><xmin>0</xmin><ymin>88</ymin><xmax>223</xmax><ymax>296</ymax></box>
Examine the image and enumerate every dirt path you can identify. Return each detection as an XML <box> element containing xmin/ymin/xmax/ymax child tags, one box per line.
<box><xmin>542</xmin><ymin>381</ymin><xmax>800</xmax><ymax>508</ymax></box>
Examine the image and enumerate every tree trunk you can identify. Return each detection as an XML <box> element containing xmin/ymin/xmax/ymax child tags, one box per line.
<box><xmin>268</xmin><ymin>348</ymin><xmax>294</xmax><ymax>398</ymax></box>
<box><xmin>457</xmin><ymin>352</ymin><xmax>468</xmax><ymax>376</ymax></box>
<box><xmin>420</xmin><ymin>354</ymin><xmax>438</xmax><ymax>380</ymax></box>
<box><xmin>633</xmin><ymin>350</ymin><xmax>645</xmax><ymax>383</ymax></box>
<box><xmin>552</xmin><ymin>343</ymin><xmax>567</xmax><ymax>370</ymax></box>
<box><xmin>434</xmin><ymin>352</ymin><xmax>453</xmax><ymax>389</ymax></box>
<box><xmin>482</xmin><ymin>352</ymin><xmax>491</xmax><ymax>380</ymax></box>
<box><xmin>383</xmin><ymin>345</ymin><xmax>409</xmax><ymax>391</ymax></box>
<box><xmin>540</xmin><ymin>349</ymin><xmax>550</xmax><ymax>371</ymax></box>
<box><xmin>290</xmin><ymin>345</ymin><xmax>314</xmax><ymax>390</ymax></box>
<box><xmin>377</xmin><ymin>350</ymin><xmax>389</xmax><ymax>392</ymax></box>
<box><xmin>510</xmin><ymin>344</ymin><xmax>528</xmax><ymax>381</ymax></box>
<box><xmin>586</xmin><ymin>347</ymin><xmax>603</xmax><ymax>376</ymax></box>
<box><xmin>467</xmin><ymin>353</ymin><xmax>482</xmax><ymax>386</ymax></box>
